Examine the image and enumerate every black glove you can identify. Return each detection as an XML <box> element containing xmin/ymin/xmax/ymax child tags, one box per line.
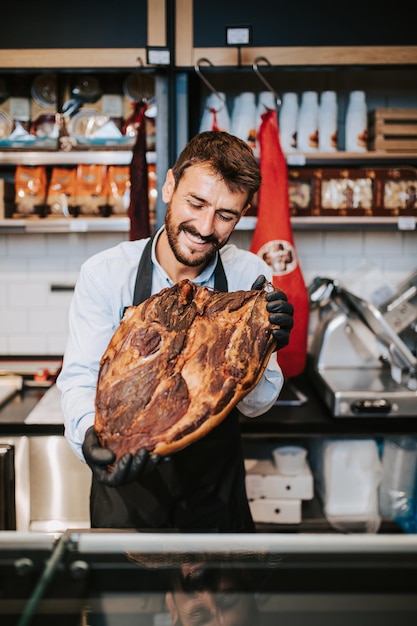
<box><xmin>251</xmin><ymin>274</ymin><xmax>294</xmax><ymax>350</ymax></box>
<box><xmin>82</xmin><ymin>426</ymin><xmax>162</xmax><ymax>487</ymax></box>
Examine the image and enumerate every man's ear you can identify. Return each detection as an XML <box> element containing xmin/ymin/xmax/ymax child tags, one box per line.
<box><xmin>165</xmin><ymin>591</ymin><xmax>179</xmax><ymax>624</ymax></box>
<box><xmin>162</xmin><ymin>169</ymin><xmax>175</xmax><ymax>203</ymax></box>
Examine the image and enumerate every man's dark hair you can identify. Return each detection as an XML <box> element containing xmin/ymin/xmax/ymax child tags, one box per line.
<box><xmin>171</xmin><ymin>131</ymin><xmax>262</xmax><ymax>206</ymax></box>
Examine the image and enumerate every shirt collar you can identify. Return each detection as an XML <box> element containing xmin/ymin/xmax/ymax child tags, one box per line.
<box><xmin>151</xmin><ymin>226</ymin><xmax>218</xmax><ymax>288</ymax></box>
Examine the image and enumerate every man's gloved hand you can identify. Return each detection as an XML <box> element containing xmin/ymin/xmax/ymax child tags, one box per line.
<box><xmin>251</xmin><ymin>274</ymin><xmax>294</xmax><ymax>350</ymax></box>
<box><xmin>82</xmin><ymin>426</ymin><xmax>162</xmax><ymax>487</ymax></box>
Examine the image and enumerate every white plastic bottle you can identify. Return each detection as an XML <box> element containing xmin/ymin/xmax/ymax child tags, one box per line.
<box><xmin>296</xmin><ymin>91</ymin><xmax>319</xmax><ymax>152</ymax></box>
<box><xmin>199</xmin><ymin>92</ymin><xmax>230</xmax><ymax>133</ymax></box>
<box><xmin>279</xmin><ymin>92</ymin><xmax>299</xmax><ymax>152</ymax></box>
<box><xmin>230</xmin><ymin>91</ymin><xmax>257</xmax><ymax>150</ymax></box>
<box><xmin>345</xmin><ymin>90</ymin><xmax>368</xmax><ymax>152</ymax></box>
<box><xmin>379</xmin><ymin>436</ymin><xmax>417</xmax><ymax>521</ymax></box>
<box><xmin>254</xmin><ymin>91</ymin><xmax>277</xmax><ymax>157</ymax></box>
<box><xmin>318</xmin><ymin>90</ymin><xmax>338</xmax><ymax>152</ymax></box>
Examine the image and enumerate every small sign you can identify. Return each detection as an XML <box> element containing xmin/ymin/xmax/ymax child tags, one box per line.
<box><xmin>225</xmin><ymin>26</ymin><xmax>252</xmax><ymax>46</ymax></box>
<box><xmin>146</xmin><ymin>47</ymin><xmax>171</xmax><ymax>66</ymax></box>
<box><xmin>287</xmin><ymin>154</ymin><xmax>306</xmax><ymax>166</ymax></box>
<box><xmin>398</xmin><ymin>216</ymin><xmax>416</xmax><ymax>230</ymax></box>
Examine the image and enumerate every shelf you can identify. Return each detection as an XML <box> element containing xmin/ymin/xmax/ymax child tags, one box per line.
<box><xmin>290</xmin><ymin>215</ymin><xmax>417</xmax><ymax>231</ymax></box>
<box><xmin>0</xmin><ymin>215</ymin><xmax>257</xmax><ymax>233</ymax></box>
<box><xmin>0</xmin><ymin>151</ymin><xmax>156</xmax><ymax>166</ymax></box>
<box><xmin>0</xmin><ymin>150</ymin><xmax>414</xmax><ymax>167</ymax></box>
<box><xmin>0</xmin><ymin>217</ymin><xmax>131</xmax><ymax>233</ymax></box>
<box><xmin>0</xmin><ymin>151</ymin><xmax>415</xmax><ymax>233</ymax></box>
<box><xmin>286</xmin><ymin>152</ymin><xmax>417</xmax><ymax>167</ymax></box>
<box><xmin>1</xmin><ymin>214</ymin><xmax>415</xmax><ymax>234</ymax></box>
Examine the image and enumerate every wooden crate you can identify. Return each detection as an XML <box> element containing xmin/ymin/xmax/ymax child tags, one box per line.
<box><xmin>368</xmin><ymin>108</ymin><xmax>417</xmax><ymax>152</ymax></box>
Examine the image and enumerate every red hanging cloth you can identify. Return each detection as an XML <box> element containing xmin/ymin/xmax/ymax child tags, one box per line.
<box><xmin>124</xmin><ymin>101</ymin><xmax>151</xmax><ymax>241</ymax></box>
<box><xmin>250</xmin><ymin>108</ymin><xmax>309</xmax><ymax>378</ymax></box>
<box><xmin>209</xmin><ymin>107</ymin><xmax>219</xmax><ymax>131</ymax></box>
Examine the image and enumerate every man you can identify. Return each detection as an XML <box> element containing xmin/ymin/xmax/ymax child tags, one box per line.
<box><xmin>57</xmin><ymin>131</ymin><xmax>294</xmax><ymax>531</ymax></box>
<box><xmin>165</xmin><ymin>562</ymin><xmax>259</xmax><ymax>626</ymax></box>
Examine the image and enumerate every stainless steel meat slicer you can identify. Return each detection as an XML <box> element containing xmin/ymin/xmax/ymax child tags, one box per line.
<box><xmin>308</xmin><ymin>269</ymin><xmax>417</xmax><ymax>417</ymax></box>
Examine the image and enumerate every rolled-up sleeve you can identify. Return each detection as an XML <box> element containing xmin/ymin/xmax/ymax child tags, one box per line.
<box><xmin>237</xmin><ymin>354</ymin><xmax>283</xmax><ymax>417</ymax></box>
<box><xmin>57</xmin><ymin>259</ymin><xmax>126</xmax><ymax>461</ymax></box>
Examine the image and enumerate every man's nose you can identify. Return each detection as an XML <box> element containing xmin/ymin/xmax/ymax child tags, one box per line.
<box><xmin>197</xmin><ymin>210</ymin><xmax>216</xmax><ymax>236</ymax></box>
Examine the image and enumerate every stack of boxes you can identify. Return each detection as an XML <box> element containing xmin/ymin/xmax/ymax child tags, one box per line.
<box><xmin>245</xmin><ymin>445</ymin><xmax>314</xmax><ymax>524</ymax></box>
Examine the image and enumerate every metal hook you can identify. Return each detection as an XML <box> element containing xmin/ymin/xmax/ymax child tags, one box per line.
<box><xmin>194</xmin><ymin>58</ymin><xmax>225</xmax><ymax>112</ymax></box>
<box><xmin>252</xmin><ymin>56</ymin><xmax>281</xmax><ymax>109</ymax></box>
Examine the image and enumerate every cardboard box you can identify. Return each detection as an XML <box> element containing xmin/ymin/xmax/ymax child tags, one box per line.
<box><xmin>249</xmin><ymin>498</ymin><xmax>302</xmax><ymax>524</ymax></box>
<box><xmin>245</xmin><ymin>458</ymin><xmax>314</xmax><ymax>501</ymax></box>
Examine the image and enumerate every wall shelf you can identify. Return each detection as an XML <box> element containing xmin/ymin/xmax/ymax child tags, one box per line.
<box><xmin>0</xmin><ymin>151</ymin><xmax>415</xmax><ymax>168</ymax></box>
<box><xmin>1</xmin><ymin>214</ymin><xmax>415</xmax><ymax>234</ymax></box>
<box><xmin>0</xmin><ymin>151</ymin><xmax>156</xmax><ymax>166</ymax></box>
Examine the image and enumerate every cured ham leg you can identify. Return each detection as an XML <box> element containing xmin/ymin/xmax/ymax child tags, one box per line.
<box><xmin>95</xmin><ymin>279</ymin><xmax>276</xmax><ymax>459</ymax></box>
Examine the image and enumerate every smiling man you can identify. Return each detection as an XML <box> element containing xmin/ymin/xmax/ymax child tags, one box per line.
<box><xmin>165</xmin><ymin>562</ymin><xmax>259</xmax><ymax>626</ymax></box>
<box><xmin>57</xmin><ymin>130</ymin><xmax>294</xmax><ymax>531</ymax></box>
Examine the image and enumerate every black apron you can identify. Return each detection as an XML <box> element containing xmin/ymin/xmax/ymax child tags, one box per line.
<box><xmin>90</xmin><ymin>236</ymin><xmax>255</xmax><ymax>532</ymax></box>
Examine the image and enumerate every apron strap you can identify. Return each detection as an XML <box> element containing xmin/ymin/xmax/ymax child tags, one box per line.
<box><xmin>213</xmin><ymin>252</ymin><xmax>228</xmax><ymax>293</ymax></box>
<box><xmin>133</xmin><ymin>233</ymin><xmax>228</xmax><ymax>306</ymax></box>
<box><xmin>133</xmin><ymin>234</ymin><xmax>156</xmax><ymax>306</ymax></box>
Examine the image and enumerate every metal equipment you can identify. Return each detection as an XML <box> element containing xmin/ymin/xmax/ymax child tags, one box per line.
<box><xmin>309</xmin><ymin>270</ymin><xmax>417</xmax><ymax>417</ymax></box>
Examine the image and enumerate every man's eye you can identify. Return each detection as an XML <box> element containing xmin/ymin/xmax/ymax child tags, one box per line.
<box><xmin>188</xmin><ymin>200</ymin><xmax>203</xmax><ymax>209</ymax></box>
<box><xmin>217</xmin><ymin>212</ymin><xmax>236</xmax><ymax>222</ymax></box>
<box><xmin>216</xmin><ymin>591</ymin><xmax>241</xmax><ymax>610</ymax></box>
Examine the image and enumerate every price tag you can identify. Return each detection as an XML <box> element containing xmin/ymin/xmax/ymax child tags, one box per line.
<box><xmin>397</xmin><ymin>216</ymin><xmax>416</xmax><ymax>231</ymax></box>
<box><xmin>226</xmin><ymin>27</ymin><xmax>251</xmax><ymax>45</ymax></box>
<box><xmin>146</xmin><ymin>47</ymin><xmax>170</xmax><ymax>66</ymax></box>
<box><xmin>70</xmin><ymin>220</ymin><xmax>88</xmax><ymax>232</ymax></box>
<box><xmin>287</xmin><ymin>154</ymin><xmax>306</xmax><ymax>166</ymax></box>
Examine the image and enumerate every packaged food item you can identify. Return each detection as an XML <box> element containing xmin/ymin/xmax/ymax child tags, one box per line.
<box><xmin>105</xmin><ymin>165</ymin><xmax>130</xmax><ymax>215</ymax></box>
<box><xmin>14</xmin><ymin>165</ymin><xmax>47</xmax><ymax>215</ymax></box>
<box><xmin>74</xmin><ymin>164</ymin><xmax>107</xmax><ymax>215</ymax></box>
<box><xmin>47</xmin><ymin>167</ymin><xmax>77</xmax><ymax>216</ymax></box>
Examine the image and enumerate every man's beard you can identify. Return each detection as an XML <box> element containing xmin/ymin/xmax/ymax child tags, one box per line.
<box><xmin>165</xmin><ymin>206</ymin><xmax>224</xmax><ymax>268</ymax></box>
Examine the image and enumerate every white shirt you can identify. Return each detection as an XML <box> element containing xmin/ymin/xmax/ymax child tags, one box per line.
<box><xmin>57</xmin><ymin>228</ymin><xmax>284</xmax><ymax>461</ymax></box>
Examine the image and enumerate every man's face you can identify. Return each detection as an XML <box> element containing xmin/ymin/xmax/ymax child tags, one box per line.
<box><xmin>162</xmin><ymin>164</ymin><xmax>250</xmax><ymax>269</ymax></box>
<box><xmin>165</xmin><ymin>565</ymin><xmax>254</xmax><ymax>626</ymax></box>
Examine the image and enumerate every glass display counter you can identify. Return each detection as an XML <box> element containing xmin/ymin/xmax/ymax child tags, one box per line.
<box><xmin>1</xmin><ymin>530</ymin><xmax>417</xmax><ymax>626</ymax></box>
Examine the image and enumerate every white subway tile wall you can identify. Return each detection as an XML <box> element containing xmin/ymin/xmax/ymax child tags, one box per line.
<box><xmin>0</xmin><ymin>232</ymin><xmax>127</xmax><ymax>356</ymax></box>
<box><xmin>0</xmin><ymin>230</ymin><xmax>416</xmax><ymax>356</ymax></box>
